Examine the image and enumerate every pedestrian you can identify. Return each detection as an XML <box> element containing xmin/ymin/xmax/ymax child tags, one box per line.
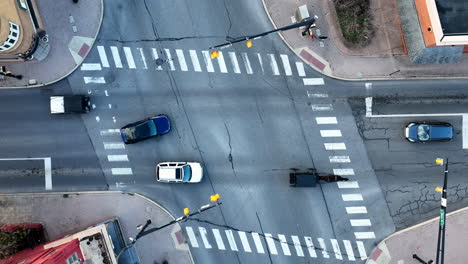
<box><xmin>318</xmin><ymin>174</ymin><xmax>349</xmax><ymax>182</ymax></box>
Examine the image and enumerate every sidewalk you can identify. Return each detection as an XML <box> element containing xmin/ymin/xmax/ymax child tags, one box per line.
<box><xmin>0</xmin><ymin>192</ymin><xmax>193</xmax><ymax>264</ymax></box>
<box><xmin>0</xmin><ymin>0</ymin><xmax>102</xmax><ymax>88</ymax></box>
<box><xmin>366</xmin><ymin>206</ymin><xmax>468</xmax><ymax>264</ymax></box>
<box><xmin>262</xmin><ymin>0</ymin><xmax>468</xmax><ymax>80</ymax></box>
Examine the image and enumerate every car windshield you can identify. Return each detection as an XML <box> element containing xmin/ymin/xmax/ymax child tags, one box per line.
<box><xmin>136</xmin><ymin>121</ymin><xmax>157</xmax><ymax>138</ymax></box>
<box><xmin>417</xmin><ymin>124</ymin><xmax>430</xmax><ymax>141</ymax></box>
<box><xmin>123</xmin><ymin>127</ymin><xmax>136</xmax><ymax>140</ymax></box>
<box><xmin>182</xmin><ymin>165</ymin><xmax>192</xmax><ymax>181</ymax></box>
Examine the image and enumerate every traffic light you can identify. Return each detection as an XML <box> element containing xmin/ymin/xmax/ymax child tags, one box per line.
<box><xmin>183</xmin><ymin>208</ymin><xmax>190</xmax><ymax>215</ymax></box>
<box><xmin>435</xmin><ymin>158</ymin><xmax>444</xmax><ymax>165</ymax></box>
<box><xmin>210</xmin><ymin>193</ymin><xmax>220</xmax><ymax>202</ymax></box>
<box><xmin>246</xmin><ymin>40</ymin><xmax>252</xmax><ymax>48</ymax></box>
<box><xmin>210</xmin><ymin>50</ymin><xmax>220</xmax><ymax>59</ymax></box>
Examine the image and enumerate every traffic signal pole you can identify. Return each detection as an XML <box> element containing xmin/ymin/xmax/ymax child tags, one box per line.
<box><xmin>209</xmin><ymin>17</ymin><xmax>316</xmax><ymax>51</ymax></box>
<box><xmin>435</xmin><ymin>159</ymin><xmax>448</xmax><ymax>264</ymax></box>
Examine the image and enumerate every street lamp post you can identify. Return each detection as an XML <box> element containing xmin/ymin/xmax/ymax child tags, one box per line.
<box><xmin>116</xmin><ymin>194</ymin><xmax>222</xmax><ymax>261</ymax></box>
<box><xmin>435</xmin><ymin>158</ymin><xmax>448</xmax><ymax>264</ymax></box>
<box><xmin>209</xmin><ymin>17</ymin><xmax>316</xmax><ymax>58</ymax></box>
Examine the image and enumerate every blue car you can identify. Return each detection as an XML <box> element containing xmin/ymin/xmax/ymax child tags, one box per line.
<box><xmin>120</xmin><ymin>115</ymin><xmax>170</xmax><ymax>144</ymax></box>
<box><xmin>405</xmin><ymin>122</ymin><xmax>453</xmax><ymax>142</ymax></box>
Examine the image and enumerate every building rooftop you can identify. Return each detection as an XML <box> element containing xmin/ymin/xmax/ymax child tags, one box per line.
<box><xmin>435</xmin><ymin>0</ymin><xmax>468</xmax><ymax>35</ymax></box>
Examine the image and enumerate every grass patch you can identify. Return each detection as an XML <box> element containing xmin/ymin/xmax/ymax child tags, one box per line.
<box><xmin>333</xmin><ymin>0</ymin><xmax>373</xmax><ymax>46</ymax></box>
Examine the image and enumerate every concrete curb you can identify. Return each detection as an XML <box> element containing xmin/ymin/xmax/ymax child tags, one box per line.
<box><xmin>0</xmin><ymin>190</ymin><xmax>195</xmax><ymax>264</ymax></box>
<box><xmin>365</xmin><ymin>206</ymin><xmax>468</xmax><ymax>264</ymax></box>
<box><xmin>259</xmin><ymin>0</ymin><xmax>468</xmax><ymax>81</ymax></box>
<box><xmin>1</xmin><ymin>0</ymin><xmax>104</xmax><ymax>89</ymax></box>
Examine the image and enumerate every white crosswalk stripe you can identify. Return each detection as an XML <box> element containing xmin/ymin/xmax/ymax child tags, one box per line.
<box><xmin>241</xmin><ymin>52</ymin><xmax>253</xmax><ymax>74</ymax></box>
<box><xmin>91</xmin><ymin>46</ymin><xmax>314</xmax><ymax>77</ymax></box>
<box><xmin>268</xmin><ymin>54</ymin><xmax>280</xmax><ymax>75</ymax></box>
<box><xmin>151</xmin><ymin>48</ymin><xmax>162</xmax><ymax>70</ymax></box>
<box><xmin>331</xmin><ymin>239</ymin><xmax>343</xmax><ymax>260</ymax></box>
<box><xmin>343</xmin><ymin>240</ymin><xmax>356</xmax><ymax>261</ymax></box>
<box><xmin>137</xmin><ymin>48</ymin><xmax>148</xmax><ymax>69</ymax></box>
<box><xmin>123</xmin><ymin>47</ymin><xmax>136</xmax><ymax>69</ymax></box>
<box><xmin>337</xmin><ymin>181</ymin><xmax>360</xmax><ymax>188</ymax></box>
<box><xmin>81</xmin><ymin>63</ymin><xmax>101</xmax><ymax>71</ymax></box>
<box><xmin>176</xmin><ymin>49</ymin><xmax>188</xmax><ymax>71</ymax></box>
<box><xmin>303</xmin><ymin>78</ymin><xmax>325</xmax><ymax>85</ymax></box>
<box><xmin>164</xmin><ymin>48</ymin><xmax>176</xmax><ymax>71</ymax></box>
<box><xmin>199</xmin><ymin>227</ymin><xmax>212</xmax><ymax>248</ymax></box>
<box><xmin>320</xmin><ymin>130</ymin><xmax>342</xmax><ymax>137</ymax></box>
<box><xmin>256</xmin><ymin>53</ymin><xmax>264</xmax><ymax>74</ymax></box>
<box><xmin>357</xmin><ymin>241</ymin><xmax>367</xmax><ymax>260</ymax></box>
<box><xmin>278</xmin><ymin>234</ymin><xmax>291</xmax><ymax>256</ymax></box>
<box><xmin>280</xmin><ymin>54</ymin><xmax>292</xmax><ymax>76</ymax></box>
<box><xmin>264</xmin><ymin>233</ymin><xmax>278</xmax><ymax>255</ymax></box>
<box><xmin>189</xmin><ymin>50</ymin><xmax>202</xmax><ymax>72</ymax></box>
<box><xmin>228</xmin><ymin>52</ymin><xmax>241</xmax><ymax>74</ymax></box>
<box><xmin>355</xmin><ymin>232</ymin><xmax>376</xmax><ymax>240</ymax></box>
<box><xmin>111</xmin><ymin>168</ymin><xmax>133</xmax><ymax>175</ymax></box>
<box><xmin>103</xmin><ymin>142</ymin><xmax>125</xmax><ymax>149</ymax></box>
<box><xmin>296</xmin><ymin>61</ymin><xmax>306</xmax><ymax>76</ymax></box>
<box><xmin>333</xmin><ymin>168</ymin><xmax>355</xmax><ymax>175</ymax></box>
<box><xmin>84</xmin><ymin>77</ymin><xmax>105</xmax><ymax>84</ymax></box>
<box><xmin>304</xmin><ymin>236</ymin><xmax>317</xmax><ymax>258</ymax></box>
<box><xmin>225</xmin><ymin>230</ymin><xmax>238</xmax><ymax>251</ymax></box>
<box><xmin>317</xmin><ymin>238</ymin><xmax>330</xmax><ymax>258</ymax></box>
<box><xmin>182</xmin><ymin>226</ymin><xmax>369</xmax><ymax>260</ymax></box>
<box><xmin>212</xmin><ymin>229</ymin><xmax>226</xmax><ymax>250</ymax></box>
<box><xmin>201</xmin><ymin>50</ymin><xmax>215</xmax><ymax>72</ymax></box>
<box><xmin>110</xmin><ymin>46</ymin><xmax>123</xmax><ymax>68</ymax></box>
<box><xmin>238</xmin><ymin>231</ymin><xmax>252</xmax><ymax>252</ymax></box>
<box><xmin>97</xmin><ymin>46</ymin><xmax>109</xmax><ymax>67</ymax></box>
<box><xmin>324</xmin><ymin>143</ymin><xmax>347</xmax><ymax>150</ymax></box>
<box><xmin>329</xmin><ymin>155</ymin><xmax>351</xmax><ymax>163</ymax></box>
<box><xmin>185</xmin><ymin>227</ymin><xmax>199</xmax><ymax>247</ymax></box>
<box><xmin>342</xmin><ymin>194</ymin><xmax>364</xmax><ymax>201</ymax></box>
<box><xmin>107</xmin><ymin>155</ymin><xmax>129</xmax><ymax>162</ymax></box>
<box><xmin>316</xmin><ymin>117</ymin><xmax>338</xmax><ymax>124</ymax></box>
<box><xmin>291</xmin><ymin>236</ymin><xmax>304</xmax><ymax>257</ymax></box>
<box><xmin>100</xmin><ymin>129</ymin><xmax>120</xmax><ymax>136</ymax></box>
<box><xmin>350</xmin><ymin>219</ymin><xmax>372</xmax><ymax>227</ymax></box>
<box><xmin>216</xmin><ymin>51</ymin><xmax>228</xmax><ymax>73</ymax></box>
<box><xmin>312</xmin><ymin>104</ymin><xmax>333</xmax><ymax>111</ymax></box>
<box><xmin>251</xmin><ymin>232</ymin><xmax>264</xmax><ymax>254</ymax></box>
<box><xmin>346</xmin><ymin>206</ymin><xmax>368</xmax><ymax>214</ymax></box>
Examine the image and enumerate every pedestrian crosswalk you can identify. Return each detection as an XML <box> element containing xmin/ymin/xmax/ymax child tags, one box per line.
<box><xmin>87</xmin><ymin>45</ymin><xmax>309</xmax><ymax>77</ymax></box>
<box><xmin>183</xmin><ymin>225</ymin><xmax>367</xmax><ymax>261</ymax></box>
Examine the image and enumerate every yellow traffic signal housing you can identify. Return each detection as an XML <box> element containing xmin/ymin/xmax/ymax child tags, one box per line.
<box><xmin>246</xmin><ymin>40</ymin><xmax>253</xmax><ymax>48</ymax></box>
<box><xmin>210</xmin><ymin>193</ymin><xmax>220</xmax><ymax>202</ymax></box>
<box><xmin>210</xmin><ymin>50</ymin><xmax>220</xmax><ymax>59</ymax></box>
<box><xmin>183</xmin><ymin>208</ymin><xmax>190</xmax><ymax>215</ymax></box>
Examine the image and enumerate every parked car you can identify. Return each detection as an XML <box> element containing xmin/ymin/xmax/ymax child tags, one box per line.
<box><xmin>50</xmin><ymin>95</ymin><xmax>90</xmax><ymax>114</ymax></box>
<box><xmin>156</xmin><ymin>162</ymin><xmax>203</xmax><ymax>183</ymax></box>
<box><xmin>405</xmin><ymin>122</ymin><xmax>453</xmax><ymax>142</ymax></box>
<box><xmin>120</xmin><ymin>115</ymin><xmax>170</xmax><ymax>144</ymax></box>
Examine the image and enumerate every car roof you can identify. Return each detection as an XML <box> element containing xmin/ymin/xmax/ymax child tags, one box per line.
<box><xmin>157</xmin><ymin>163</ymin><xmax>188</xmax><ymax>180</ymax></box>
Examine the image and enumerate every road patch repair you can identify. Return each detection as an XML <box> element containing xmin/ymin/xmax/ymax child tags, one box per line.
<box><xmin>365</xmin><ymin>97</ymin><xmax>468</xmax><ymax>149</ymax></box>
<box><xmin>0</xmin><ymin>157</ymin><xmax>52</xmax><ymax>190</ymax></box>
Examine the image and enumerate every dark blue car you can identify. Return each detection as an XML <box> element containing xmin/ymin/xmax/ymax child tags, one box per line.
<box><xmin>120</xmin><ymin>115</ymin><xmax>170</xmax><ymax>144</ymax></box>
<box><xmin>405</xmin><ymin>122</ymin><xmax>453</xmax><ymax>142</ymax></box>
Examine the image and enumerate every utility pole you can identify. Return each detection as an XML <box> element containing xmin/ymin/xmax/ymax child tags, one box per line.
<box><xmin>116</xmin><ymin>194</ymin><xmax>222</xmax><ymax>261</ymax></box>
<box><xmin>435</xmin><ymin>158</ymin><xmax>448</xmax><ymax>264</ymax></box>
<box><xmin>209</xmin><ymin>17</ymin><xmax>316</xmax><ymax>58</ymax></box>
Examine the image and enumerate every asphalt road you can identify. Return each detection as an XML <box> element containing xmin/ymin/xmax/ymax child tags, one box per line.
<box><xmin>2</xmin><ymin>0</ymin><xmax>468</xmax><ymax>263</ymax></box>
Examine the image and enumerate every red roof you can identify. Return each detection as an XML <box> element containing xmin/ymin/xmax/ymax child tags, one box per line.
<box><xmin>0</xmin><ymin>238</ymin><xmax>83</xmax><ymax>264</ymax></box>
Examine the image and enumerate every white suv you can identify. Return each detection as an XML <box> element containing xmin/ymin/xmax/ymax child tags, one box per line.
<box><xmin>156</xmin><ymin>162</ymin><xmax>203</xmax><ymax>183</ymax></box>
